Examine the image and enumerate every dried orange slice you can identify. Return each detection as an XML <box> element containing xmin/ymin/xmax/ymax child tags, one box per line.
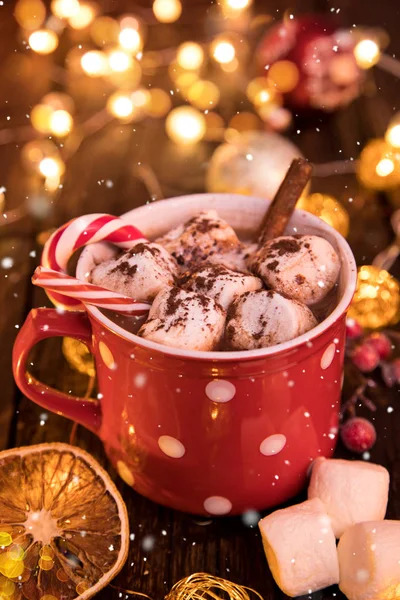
<box><xmin>0</xmin><ymin>443</ymin><xmax>129</xmax><ymax>599</ymax></box>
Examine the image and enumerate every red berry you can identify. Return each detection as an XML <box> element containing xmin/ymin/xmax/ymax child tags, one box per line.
<box><xmin>351</xmin><ymin>343</ymin><xmax>380</xmax><ymax>373</ymax></box>
<box><xmin>381</xmin><ymin>358</ymin><xmax>400</xmax><ymax>387</ymax></box>
<box><xmin>340</xmin><ymin>417</ymin><xmax>376</xmax><ymax>453</ymax></box>
<box><xmin>346</xmin><ymin>318</ymin><xmax>363</xmax><ymax>340</ymax></box>
<box><xmin>364</xmin><ymin>332</ymin><xmax>392</xmax><ymax>360</ymax></box>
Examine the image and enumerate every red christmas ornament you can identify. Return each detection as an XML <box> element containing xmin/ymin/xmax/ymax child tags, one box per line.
<box><xmin>257</xmin><ymin>15</ymin><xmax>363</xmax><ymax>112</ymax></box>
<box><xmin>350</xmin><ymin>343</ymin><xmax>380</xmax><ymax>373</ymax></box>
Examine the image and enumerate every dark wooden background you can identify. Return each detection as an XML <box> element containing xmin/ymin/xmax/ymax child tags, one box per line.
<box><xmin>1</xmin><ymin>0</ymin><xmax>400</xmax><ymax>598</ymax></box>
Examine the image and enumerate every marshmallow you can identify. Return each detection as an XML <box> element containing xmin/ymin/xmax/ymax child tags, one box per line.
<box><xmin>90</xmin><ymin>242</ymin><xmax>178</xmax><ymax>302</ymax></box>
<box><xmin>156</xmin><ymin>210</ymin><xmax>245</xmax><ymax>271</ymax></box>
<box><xmin>182</xmin><ymin>264</ymin><xmax>263</xmax><ymax>310</ymax></box>
<box><xmin>338</xmin><ymin>521</ymin><xmax>400</xmax><ymax>600</ymax></box>
<box><xmin>308</xmin><ymin>458</ymin><xmax>389</xmax><ymax>538</ymax></box>
<box><xmin>225</xmin><ymin>290</ymin><xmax>317</xmax><ymax>350</ymax></box>
<box><xmin>138</xmin><ymin>287</ymin><xmax>226</xmax><ymax>351</ymax></box>
<box><xmin>249</xmin><ymin>235</ymin><xmax>340</xmax><ymax>305</ymax></box>
<box><xmin>259</xmin><ymin>498</ymin><xmax>339</xmax><ymax>597</ymax></box>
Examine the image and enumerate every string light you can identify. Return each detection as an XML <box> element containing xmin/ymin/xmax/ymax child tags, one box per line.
<box><xmin>107</xmin><ymin>92</ymin><xmax>134</xmax><ymax>119</ymax></box>
<box><xmin>49</xmin><ymin>110</ymin><xmax>73</xmax><ymax>136</ymax></box>
<box><xmin>211</xmin><ymin>39</ymin><xmax>236</xmax><ymax>64</ymax></box>
<box><xmin>51</xmin><ymin>0</ymin><xmax>80</xmax><ymax>19</ymax></box>
<box><xmin>119</xmin><ymin>28</ymin><xmax>142</xmax><ymax>53</ymax></box>
<box><xmin>176</xmin><ymin>42</ymin><xmax>204</xmax><ymax>70</ymax></box>
<box><xmin>357</xmin><ymin>138</ymin><xmax>400</xmax><ymax>190</ymax></box>
<box><xmin>31</xmin><ymin>104</ymin><xmax>54</xmax><ymax>134</ymax></box>
<box><xmin>39</xmin><ymin>157</ymin><xmax>64</xmax><ymax>178</ymax></box>
<box><xmin>81</xmin><ymin>50</ymin><xmax>108</xmax><ymax>76</ymax></box>
<box><xmin>29</xmin><ymin>30</ymin><xmax>59</xmax><ymax>54</ymax></box>
<box><xmin>166</xmin><ymin>106</ymin><xmax>206</xmax><ymax>145</ymax></box>
<box><xmin>15</xmin><ymin>0</ymin><xmax>46</xmax><ymax>30</ymax></box>
<box><xmin>146</xmin><ymin>88</ymin><xmax>172</xmax><ymax>117</ymax></box>
<box><xmin>354</xmin><ymin>39</ymin><xmax>381</xmax><ymax>69</ymax></box>
<box><xmin>21</xmin><ymin>140</ymin><xmax>60</xmax><ymax>171</ymax></box>
<box><xmin>376</xmin><ymin>157</ymin><xmax>395</xmax><ymax>177</ymax></box>
<box><xmin>108</xmin><ymin>50</ymin><xmax>133</xmax><ymax>73</ymax></box>
<box><xmin>385</xmin><ymin>123</ymin><xmax>400</xmax><ymax>148</ymax></box>
<box><xmin>224</xmin><ymin>0</ymin><xmax>252</xmax><ymax>9</ymax></box>
<box><xmin>152</xmin><ymin>0</ymin><xmax>182</xmax><ymax>23</ymax></box>
<box><xmin>68</xmin><ymin>3</ymin><xmax>96</xmax><ymax>29</ymax></box>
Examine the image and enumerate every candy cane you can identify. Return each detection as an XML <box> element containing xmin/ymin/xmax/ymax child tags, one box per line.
<box><xmin>33</xmin><ymin>267</ymin><xmax>151</xmax><ymax>315</ymax></box>
<box><xmin>41</xmin><ymin>213</ymin><xmax>147</xmax><ymax>310</ymax></box>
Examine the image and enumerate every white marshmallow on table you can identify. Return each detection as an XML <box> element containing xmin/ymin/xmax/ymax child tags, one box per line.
<box><xmin>182</xmin><ymin>264</ymin><xmax>263</xmax><ymax>310</ymax></box>
<box><xmin>225</xmin><ymin>290</ymin><xmax>317</xmax><ymax>350</ymax></box>
<box><xmin>259</xmin><ymin>497</ymin><xmax>339</xmax><ymax>597</ymax></box>
<box><xmin>90</xmin><ymin>242</ymin><xmax>178</xmax><ymax>302</ymax></box>
<box><xmin>338</xmin><ymin>521</ymin><xmax>400</xmax><ymax>600</ymax></box>
<box><xmin>138</xmin><ymin>287</ymin><xmax>226</xmax><ymax>351</ymax></box>
<box><xmin>308</xmin><ymin>457</ymin><xmax>389</xmax><ymax>539</ymax></box>
<box><xmin>156</xmin><ymin>210</ymin><xmax>246</xmax><ymax>272</ymax></box>
<box><xmin>248</xmin><ymin>235</ymin><xmax>340</xmax><ymax>305</ymax></box>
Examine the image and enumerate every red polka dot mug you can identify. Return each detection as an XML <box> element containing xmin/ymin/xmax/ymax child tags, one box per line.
<box><xmin>13</xmin><ymin>194</ymin><xmax>357</xmax><ymax>515</ymax></box>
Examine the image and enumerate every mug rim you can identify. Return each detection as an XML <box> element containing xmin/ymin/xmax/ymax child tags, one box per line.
<box><xmin>77</xmin><ymin>192</ymin><xmax>357</xmax><ymax>361</ymax></box>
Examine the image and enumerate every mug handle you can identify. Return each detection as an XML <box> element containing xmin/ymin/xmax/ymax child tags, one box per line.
<box><xmin>12</xmin><ymin>308</ymin><xmax>101</xmax><ymax>434</ymax></box>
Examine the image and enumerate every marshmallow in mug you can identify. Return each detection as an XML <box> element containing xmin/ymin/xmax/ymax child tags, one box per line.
<box><xmin>259</xmin><ymin>497</ymin><xmax>339</xmax><ymax>597</ymax></box>
<box><xmin>308</xmin><ymin>458</ymin><xmax>390</xmax><ymax>538</ymax></box>
<box><xmin>156</xmin><ymin>209</ymin><xmax>248</xmax><ymax>272</ymax></box>
<box><xmin>138</xmin><ymin>287</ymin><xmax>226</xmax><ymax>351</ymax></box>
<box><xmin>249</xmin><ymin>235</ymin><xmax>340</xmax><ymax>305</ymax></box>
<box><xmin>182</xmin><ymin>264</ymin><xmax>263</xmax><ymax>310</ymax></box>
<box><xmin>225</xmin><ymin>290</ymin><xmax>317</xmax><ymax>350</ymax></box>
<box><xmin>90</xmin><ymin>241</ymin><xmax>178</xmax><ymax>302</ymax></box>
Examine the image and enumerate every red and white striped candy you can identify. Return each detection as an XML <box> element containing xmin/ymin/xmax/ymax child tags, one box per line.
<box><xmin>41</xmin><ymin>213</ymin><xmax>147</xmax><ymax>310</ymax></box>
<box><xmin>33</xmin><ymin>267</ymin><xmax>151</xmax><ymax>315</ymax></box>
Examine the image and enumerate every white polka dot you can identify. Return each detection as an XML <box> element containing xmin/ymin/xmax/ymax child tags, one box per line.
<box><xmin>259</xmin><ymin>434</ymin><xmax>287</xmax><ymax>456</ymax></box>
<box><xmin>320</xmin><ymin>343</ymin><xmax>336</xmax><ymax>370</ymax></box>
<box><xmin>134</xmin><ymin>373</ymin><xmax>147</xmax><ymax>388</ymax></box>
<box><xmin>203</xmin><ymin>496</ymin><xmax>232</xmax><ymax>515</ymax></box>
<box><xmin>99</xmin><ymin>341</ymin><xmax>116</xmax><ymax>370</ymax></box>
<box><xmin>158</xmin><ymin>435</ymin><xmax>185</xmax><ymax>458</ymax></box>
<box><xmin>116</xmin><ymin>460</ymin><xmax>134</xmax><ymax>486</ymax></box>
<box><xmin>205</xmin><ymin>380</ymin><xmax>236</xmax><ymax>403</ymax></box>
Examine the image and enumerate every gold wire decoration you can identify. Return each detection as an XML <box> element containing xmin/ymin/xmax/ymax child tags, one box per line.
<box><xmin>165</xmin><ymin>573</ymin><xmax>264</xmax><ymax>600</ymax></box>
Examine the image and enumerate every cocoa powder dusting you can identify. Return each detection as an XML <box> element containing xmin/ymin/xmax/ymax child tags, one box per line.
<box><xmin>295</xmin><ymin>274</ymin><xmax>305</xmax><ymax>285</ymax></box>
<box><xmin>268</xmin><ymin>238</ymin><xmax>301</xmax><ymax>256</ymax></box>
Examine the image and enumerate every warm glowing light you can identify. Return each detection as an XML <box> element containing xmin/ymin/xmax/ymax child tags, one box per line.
<box><xmin>119</xmin><ymin>28</ymin><xmax>142</xmax><ymax>53</ymax></box>
<box><xmin>166</xmin><ymin>106</ymin><xmax>206</xmax><ymax>145</ymax></box>
<box><xmin>51</xmin><ymin>0</ymin><xmax>80</xmax><ymax>18</ymax></box>
<box><xmin>376</xmin><ymin>157</ymin><xmax>395</xmax><ymax>177</ymax></box>
<box><xmin>298</xmin><ymin>193</ymin><xmax>350</xmax><ymax>238</ymax></box>
<box><xmin>21</xmin><ymin>140</ymin><xmax>59</xmax><ymax>170</ymax></box>
<box><xmin>29</xmin><ymin>30</ymin><xmax>58</xmax><ymax>54</ymax></box>
<box><xmin>49</xmin><ymin>110</ymin><xmax>73</xmax><ymax>136</ymax></box>
<box><xmin>39</xmin><ymin>157</ymin><xmax>63</xmax><ymax>178</ymax></box>
<box><xmin>31</xmin><ymin>104</ymin><xmax>54</xmax><ymax>134</ymax></box>
<box><xmin>187</xmin><ymin>80</ymin><xmax>220</xmax><ymax>110</ymax></box>
<box><xmin>176</xmin><ymin>42</ymin><xmax>204</xmax><ymax>70</ymax></box>
<box><xmin>354</xmin><ymin>39</ymin><xmax>380</xmax><ymax>69</ymax></box>
<box><xmin>90</xmin><ymin>16</ymin><xmax>119</xmax><ymax>46</ymax></box>
<box><xmin>226</xmin><ymin>0</ymin><xmax>251</xmax><ymax>7</ymax></box>
<box><xmin>81</xmin><ymin>51</ymin><xmax>108</xmax><ymax>76</ymax></box>
<box><xmin>108</xmin><ymin>50</ymin><xmax>133</xmax><ymax>72</ymax></box>
<box><xmin>107</xmin><ymin>92</ymin><xmax>134</xmax><ymax>119</ymax></box>
<box><xmin>146</xmin><ymin>88</ymin><xmax>171</xmax><ymax>117</ymax></box>
<box><xmin>131</xmin><ymin>89</ymin><xmax>150</xmax><ymax>108</ymax></box>
<box><xmin>68</xmin><ymin>3</ymin><xmax>96</xmax><ymax>29</ymax></box>
<box><xmin>228</xmin><ymin>112</ymin><xmax>261</xmax><ymax>132</ymax></box>
<box><xmin>386</xmin><ymin>124</ymin><xmax>400</xmax><ymax>148</ymax></box>
<box><xmin>212</xmin><ymin>39</ymin><xmax>235</xmax><ymax>64</ymax></box>
<box><xmin>268</xmin><ymin>60</ymin><xmax>299</xmax><ymax>93</ymax></box>
<box><xmin>15</xmin><ymin>0</ymin><xmax>46</xmax><ymax>30</ymax></box>
<box><xmin>246</xmin><ymin>77</ymin><xmax>278</xmax><ymax>107</ymax></box>
<box><xmin>152</xmin><ymin>0</ymin><xmax>182</xmax><ymax>23</ymax></box>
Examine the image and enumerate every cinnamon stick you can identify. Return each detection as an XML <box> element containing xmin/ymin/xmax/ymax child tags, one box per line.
<box><xmin>256</xmin><ymin>158</ymin><xmax>312</xmax><ymax>246</ymax></box>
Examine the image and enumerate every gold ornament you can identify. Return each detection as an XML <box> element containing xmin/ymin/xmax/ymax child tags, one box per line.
<box><xmin>347</xmin><ymin>265</ymin><xmax>400</xmax><ymax>329</ymax></box>
<box><xmin>62</xmin><ymin>337</ymin><xmax>95</xmax><ymax>377</ymax></box>
<box><xmin>357</xmin><ymin>138</ymin><xmax>400</xmax><ymax>190</ymax></box>
<box><xmin>165</xmin><ymin>573</ymin><xmax>263</xmax><ymax>600</ymax></box>
<box><xmin>297</xmin><ymin>193</ymin><xmax>350</xmax><ymax>238</ymax></box>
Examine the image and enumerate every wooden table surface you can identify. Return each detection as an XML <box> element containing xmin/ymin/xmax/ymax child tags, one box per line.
<box><xmin>1</xmin><ymin>0</ymin><xmax>400</xmax><ymax>598</ymax></box>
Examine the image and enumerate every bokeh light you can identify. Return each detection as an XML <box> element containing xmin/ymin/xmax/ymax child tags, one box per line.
<box><xmin>119</xmin><ymin>28</ymin><xmax>142</xmax><ymax>53</ymax></box>
<box><xmin>348</xmin><ymin>266</ymin><xmax>400</xmax><ymax>328</ymax></box>
<box><xmin>90</xmin><ymin>16</ymin><xmax>119</xmax><ymax>46</ymax></box>
<box><xmin>39</xmin><ymin>157</ymin><xmax>64</xmax><ymax>178</ymax></box>
<box><xmin>49</xmin><ymin>109</ymin><xmax>73</xmax><ymax>136</ymax></box>
<box><xmin>152</xmin><ymin>0</ymin><xmax>182</xmax><ymax>23</ymax></box>
<box><xmin>29</xmin><ymin>30</ymin><xmax>59</xmax><ymax>54</ymax></box>
<box><xmin>81</xmin><ymin>50</ymin><xmax>108</xmax><ymax>76</ymax></box>
<box><xmin>354</xmin><ymin>39</ymin><xmax>380</xmax><ymax>69</ymax></box>
<box><xmin>187</xmin><ymin>80</ymin><xmax>220</xmax><ymax>110</ymax></box>
<box><xmin>176</xmin><ymin>42</ymin><xmax>204</xmax><ymax>70</ymax></box>
<box><xmin>15</xmin><ymin>0</ymin><xmax>46</xmax><ymax>30</ymax></box>
<box><xmin>297</xmin><ymin>193</ymin><xmax>350</xmax><ymax>238</ymax></box>
<box><xmin>22</xmin><ymin>140</ymin><xmax>60</xmax><ymax>171</ymax></box>
<box><xmin>68</xmin><ymin>3</ymin><xmax>96</xmax><ymax>29</ymax></box>
<box><xmin>108</xmin><ymin>49</ymin><xmax>133</xmax><ymax>72</ymax></box>
<box><xmin>166</xmin><ymin>106</ymin><xmax>206</xmax><ymax>144</ymax></box>
<box><xmin>211</xmin><ymin>38</ymin><xmax>236</xmax><ymax>64</ymax></box>
<box><xmin>376</xmin><ymin>157</ymin><xmax>395</xmax><ymax>177</ymax></box>
<box><xmin>357</xmin><ymin>138</ymin><xmax>400</xmax><ymax>190</ymax></box>
<box><xmin>268</xmin><ymin>60</ymin><xmax>299</xmax><ymax>93</ymax></box>
<box><xmin>107</xmin><ymin>92</ymin><xmax>134</xmax><ymax>119</ymax></box>
<box><xmin>385</xmin><ymin>123</ymin><xmax>400</xmax><ymax>148</ymax></box>
<box><xmin>31</xmin><ymin>104</ymin><xmax>54</xmax><ymax>134</ymax></box>
<box><xmin>51</xmin><ymin>0</ymin><xmax>80</xmax><ymax>19</ymax></box>
<box><xmin>146</xmin><ymin>88</ymin><xmax>171</xmax><ymax>117</ymax></box>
